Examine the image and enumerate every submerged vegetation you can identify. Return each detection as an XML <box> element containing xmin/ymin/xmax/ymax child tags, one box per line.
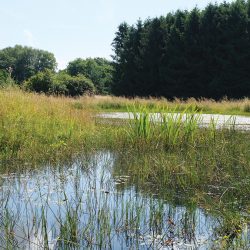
<box><xmin>0</xmin><ymin>88</ymin><xmax>250</xmax><ymax>248</ymax></box>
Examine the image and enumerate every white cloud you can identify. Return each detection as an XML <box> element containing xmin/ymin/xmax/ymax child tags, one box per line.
<box><xmin>23</xmin><ymin>29</ymin><xmax>36</xmax><ymax>47</ymax></box>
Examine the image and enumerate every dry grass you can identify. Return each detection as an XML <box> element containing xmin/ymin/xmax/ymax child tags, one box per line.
<box><xmin>73</xmin><ymin>95</ymin><xmax>250</xmax><ymax>115</ymax></box>
<box><xmin>0</xmin><ymin>87</ymin><xmax>249</xmax><ymax>163</ymax></box>
<box><xmin>0</xmin><ymin>88</ymin><xmax>95</xmax><ymax>162</ymax></box>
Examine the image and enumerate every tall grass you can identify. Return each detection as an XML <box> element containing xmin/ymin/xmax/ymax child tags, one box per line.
<box><xmin>1</xmin><ymin>87</ymin><xmax>246</xmax><ymax>160</ymax></box>
<box><xmin>1</xmin><ymin>150</ymin><xmax>249</xmax><ymax>249</ymax></box>
<box><xmin>0</xmin><ymin>88</ymin><xmax>96</xmax><ymax>162</ymax></box>
<box><xmin>159</xmin><ymin>106</ymin><xmax>202</xmax><ymax>146</ymax></box>
<box><xmin>75</xmin><ymin>94</ymin><xmax>250</xmax><ymax>116</ymax></box>
<box><xmin>0</xmin><ymin>87</ymin><xmax>249</xmax><ymax>161</ymax></box>
<box><xmin>0</xmin><ymin>88</ymin><xmax>250</xmax><ymax>248</ymax></box>
<box><xmin>128</xmin><ymin>105</ymin><xmax>153</xmax><ymax>141</ymax></box>
<box><xmin>127</xmin><ymin>104</ymin><xmax>214</xmax><ymax>149</ymax></box>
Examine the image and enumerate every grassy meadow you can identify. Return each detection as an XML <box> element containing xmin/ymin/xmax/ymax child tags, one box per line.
<box><xmin>80</xmin><ymin>95</ymin><xmax>250</xmax><ymax>115</ymax></box>
<box><xmin>0</xmin><ymin>87</ymin><xmax>250</xmax><ymax>248</ymax></box>
<box><xmin>1</xmin><ymin>87</ymin><xmax>250</xmax><ymax>161</ymax></box>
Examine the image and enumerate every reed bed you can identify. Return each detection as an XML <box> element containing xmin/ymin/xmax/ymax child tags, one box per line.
<box><xmin>0</xmin><ymin>87</ymin><xmax>249</xmax><ymax>173</ymax></box>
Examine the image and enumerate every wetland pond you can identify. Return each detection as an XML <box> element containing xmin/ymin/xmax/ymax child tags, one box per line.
<box><xmin>0</xmin><ymin>151</ymin><xmax>249</xmax><ymax>249</ymax></box>
<box><xmin>98</xmin><ymin>112</ymin><xmax>250</xmax><ymax>130</ymax></box>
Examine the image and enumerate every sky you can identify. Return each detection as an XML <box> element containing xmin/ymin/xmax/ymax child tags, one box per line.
<box><xmin>0</xmin><ymin>0</ymin><xmax>233</xmax><ymax>70</ymax></box>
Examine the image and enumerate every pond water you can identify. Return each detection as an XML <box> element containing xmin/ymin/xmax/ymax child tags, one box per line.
<box><xmin>0</xmin><ymin>152</ymin><xmax>248</xmax><ymax>249</ymax></box>
<box><xmin>98</xmin><ymin>112</ymin><xmax>250</xmax><ymax>130</ymax></box>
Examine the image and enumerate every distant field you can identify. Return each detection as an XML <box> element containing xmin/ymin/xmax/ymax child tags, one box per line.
<box><xmin>74</xmin><ymin>94</ymin><xmax>250</xmax><ymax>116</ymax></box>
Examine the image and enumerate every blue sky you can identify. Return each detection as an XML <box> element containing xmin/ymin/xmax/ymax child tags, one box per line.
<box><xmin>0</xmin><ymin>0</ymin><xmax>233</xmax><ymax>69</ymax></box>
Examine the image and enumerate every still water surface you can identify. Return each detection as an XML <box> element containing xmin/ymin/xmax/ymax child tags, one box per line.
<box><xmin>0</xmin><ymin>152</ymin><xmax>246</xmax><ymax>249</ymax></box>
<box><xmin>98</xmin><ymin>112</ymin><xmax>250</xmax><ymax>130</ymax></box>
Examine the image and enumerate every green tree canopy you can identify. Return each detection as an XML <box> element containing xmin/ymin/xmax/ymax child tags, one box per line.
<box><xmin>0</xmin><ymin>45</ymin><xmax>57</xmax><ymax>84</ymax></box>
<box><xmin>56</xmin><ymin>72</ymin><xmax>95</xmax><ymax>96</ymax></box>
<box><xmin>23</xmin><ymin>69</ymin><xmax>54</xmax><ymax>93</ymax></box>
<box><xmin>24</xmin><ymin>70</ymin><xmax>95</xmax><ymax>96</ymax></box>
<box><xmin>67</xmin><ymin>57</ymin><xmax>113</xmax><ymax>94</ymax></box>
<box><xmin>112</xmin><ymin>0</ymin><xmax>250</xmax><ymax>99</ymax></box>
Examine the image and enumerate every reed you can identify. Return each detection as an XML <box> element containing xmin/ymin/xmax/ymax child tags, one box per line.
<box><xmin>0</xmin><ymin>88</ymin><xmax>250</xmax><ymax>249</ymax></box>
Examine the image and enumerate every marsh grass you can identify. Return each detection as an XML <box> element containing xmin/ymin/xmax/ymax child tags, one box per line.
<box><xmin>0</xmin><ymin>88</ymin><xmax>250</xmax><ymax>249</ymax></box>
<box><xmin>0</xmin><ymin>87</ymin><xmax>249</xmax><ymax>161</ymax></box>
<box><xmin>76</xmin><ymin>95</ymin><xmax>250</xmax><ymax>116</ymax></box>
<box><xmin>128</xmin><ymin>104</ymin><xmax>153</xmax><ymax>141</ymax></box>
<box><xmin>0</xmin><ymin>88</ymin><xmax>97</xmax><ymax>162</ymax></box>
<box><xmin>0</xmin><ymin>171</ymin><xmax>215</xmax><ymax>249</ymax></box>
<box><xmin>126</xmin><ymin>104</ymin><xmax>225</xmax><ymax>150</ymax></box>
<box><xmin>243</xmin><ymin>103</ymin><xmax>250</xmax><ymax>113</ymax></box>
<box><xmin>0</xmin><ymin>150</ymin><xmax>250</xmax><ymax>249</ymax></box>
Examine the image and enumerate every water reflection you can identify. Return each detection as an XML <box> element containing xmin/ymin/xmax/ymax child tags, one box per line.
<box><xmin>0</xmin><ymin>152</ymin><xmax>246</xmax><ymax>249</ymax></box>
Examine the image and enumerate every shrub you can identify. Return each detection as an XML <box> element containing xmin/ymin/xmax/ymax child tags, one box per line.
<box><xmin>24</xmin><ymin>71</ymin><xmax>95</xmax><ymax>96</ymax></box>
<box><xmin>59</xmin><ymin>73</ymin><xmax>95</xmax><ymax>97</ymax></box>
<box><xmin>24</xmin><ymin>69</ymin><xmax>54</xmax><ymax>93</ymax></box>
<box><xmin>66</xmin><ymin>57</ymin><xmax>113</xmax><ymax>94</ymax></box>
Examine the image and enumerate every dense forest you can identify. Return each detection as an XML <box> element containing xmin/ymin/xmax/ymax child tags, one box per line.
<box><xmin>112</xmin><ymin>0</ymin><xmax>250</xmax><ymax>99</ymax></box>
<box><xmin>1</xmin><ymin>0</ymin><xmax>250</xmax><ymax>98</ymax></box>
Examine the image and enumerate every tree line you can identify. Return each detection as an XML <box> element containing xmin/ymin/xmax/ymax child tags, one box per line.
<box><xmin>112</xmin><ymin>0</ymin><xmax>250</xmax><ymax>99</ymax></box>
<box><xmin>1</xmin><ymin>0</ymin><xmax>250</xmax><ymax>99</ymax></box>
<box><xmin>0</xmin><ymin>45</ymin><xmax>113</xmax><ymax>96</ymax></box>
